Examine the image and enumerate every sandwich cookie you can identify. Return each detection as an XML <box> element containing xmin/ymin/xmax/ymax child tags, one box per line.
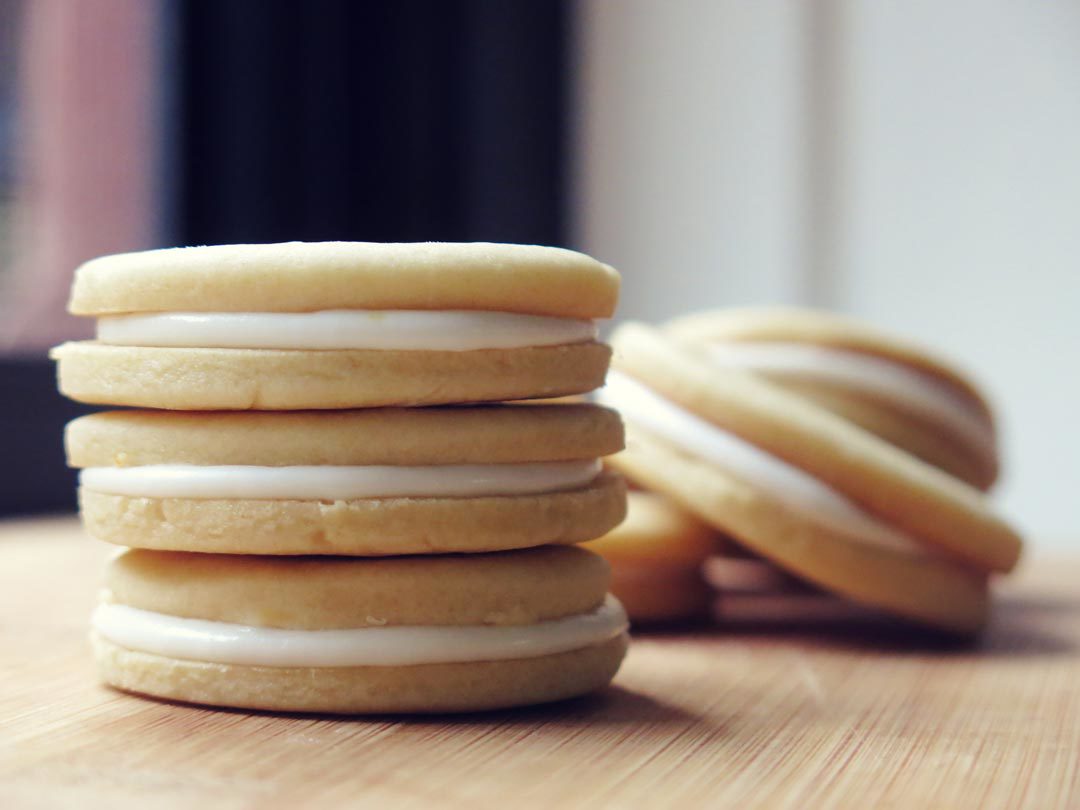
<box><xmin>598</xmin><ymin>324</ymin><xmax>1024</xmax><ymax>634</ymax></box>
<box><xmin>93</xmin><ymin>546</ymin><xmax>630</xmax><ymax>713</ymax></box>
<box><xmin>53</xmin><ymin>242</ymin><xmax>620</xmax><ymax>409</ymax></box>
<box><xmin>67</xmin><ymin>404</ymin><xmax>626</xmax><ymax>555</ymax></box>
<box><xmin>667</xmin><ymin>308</ymin><xmax>999</xmax><ymax>490</ymax></box>
<box><xmin>583</xmin><ymin>491</ymin><xmax>718</xmax><ymax>622</ymax></box>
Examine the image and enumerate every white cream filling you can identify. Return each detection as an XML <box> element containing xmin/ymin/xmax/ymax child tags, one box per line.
<box><xmin>95</xmin><ymin>310</ymin><xmax>598</xmax><ymax>351</ymax></box>
<box><xmin>92</xmin><ymin>596</ymin><xmax>629</xmax><ymax>667</ymax></box>
<box><xmin>705</xmin><ymin>343</ymin><xmax>995</xmax><ymax>461</ymax></box>
<box><xmin>597</xmin><ymin>371</ymin><xmax>929</xmax><ymax>555</ymax></box>
<box><xmin>80</xmin><ymin>459</ymin><xmax>602</xmax><ymax>500</ymax></box>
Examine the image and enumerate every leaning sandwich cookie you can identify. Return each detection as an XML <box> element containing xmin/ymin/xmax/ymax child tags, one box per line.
<box><xmin>53</xmin><ymin>242</ymin><xmax>620</xmax><ymax>409</ymax></box>
<box><xmin>598</xmin><ymin>323</ymin><xmax>1023</xmax><ymax>635</ymax></box>
<box><xmin>93</xmin><ymin>546</ymin><xmax>630</xmax><ymax>713</ymax></box>
<box><xmin>667</xmin><ymin>308</ymin><xmax>999</xmax><ymax>491</ymax></box>
<box><xmin>66</xmin><ymin>404</ymin><xmax>626</xmax><ymax>555</ymax></box>
<box><xmin>583</xmin><ymin>491</ymin><xmax>719</xmax><ymax>622</ymax></box>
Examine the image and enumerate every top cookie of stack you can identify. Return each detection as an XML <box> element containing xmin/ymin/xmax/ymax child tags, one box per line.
<box><xmin>53</xmin><ymin>241</ymin><xmax>620</xmax><ymax>409</ymax></box>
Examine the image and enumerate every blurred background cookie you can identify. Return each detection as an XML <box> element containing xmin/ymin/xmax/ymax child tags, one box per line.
<box><xmin>584</xmin><ymin>491</ymin><xmax>719</xmax><ymax>623</ymax></box>
<box><xmin>600</xmin><ymin>323</ymin><xmax>1023</xmax><ymax>634</ymax></box>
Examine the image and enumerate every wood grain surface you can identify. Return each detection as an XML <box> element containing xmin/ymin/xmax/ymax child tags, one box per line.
<box><xmin>1</xmin><ymin>517</ymin><xmax>1077</xmax><ymax>809</ymax></box>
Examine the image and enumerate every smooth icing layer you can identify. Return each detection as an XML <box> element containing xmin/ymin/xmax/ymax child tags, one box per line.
<box><xmin>80</xmin><ymin>460</ymin><xmax>603</xmax><ymax>500</ymax></box>
<box><xmin>92</xmin><ymin>596</ymin><xmax>629</xmax><ymax>667</ymax></box>
<box><xmin>597</xmin><ymin>372</ymin><xmax>930</xmax><ymax>555</ymax></box>
<box><xmin>705</xmin><ymin>343</ymin><xmax>995</xmax><ymax>460</ymax></box>
<box><xmin>96</xmin><ymin>310</ymin><xmax>598</xmax><ymax>351</ymax></box>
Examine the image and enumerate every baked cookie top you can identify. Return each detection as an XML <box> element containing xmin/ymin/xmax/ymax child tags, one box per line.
<box><xmin>66</xmin><ymin>403</ymin><xmax>624</xmax><ymax>467</ymax></box>
<box><xmin>607</xmin><ymin>322</ymin><xmax>1022</xmax><ymax>573</ymax></box>
<box><xmin>104</xmin><ymin>545</ymin><xmax>610</xmax><ymax>629</ymax></box>
<box><xmin>68</xmin><ymin>241</ymin><xmax>620</xmax><ymax>319</ymax></box>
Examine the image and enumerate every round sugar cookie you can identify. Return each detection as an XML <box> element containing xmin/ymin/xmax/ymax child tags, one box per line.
<box><xmin>52</xmin><ymin>342</ymin><xmax>612</xmax><ymax>411</ymax></box>
<box><xmin>105</xmin><ymin>546</ymin><xmax>611</xmax><ymax>628</ymax></box>
<box><xmin>667</xmin><ymin>307</ymin><xmax>998</xmax><ymax>489</ymax></box>
<box><xmin>608</xmin><ymin>425</ymin><xmax>989</xmax><ymax>635</ymax></box>
<box><xmin>66</xmin><ymin>404</ymin><xmax>624</xmax><ymax>467</ymax></box>
<box><xmin>94</xmin><ymin>546</ymin><xmax>630</xmax><ymax>714</ymax></box>
<box><xmin>609</xmin><ymin>323</ymin><xmax>1022</xmax><ymax>574</ymax></box>
<box><xmin>94</xmin><ymin>635</ymin><xmax>629</xmax><ymax>715</ymax></box>
<box><xmin>68</xmin><ymin>242</ymin><xmax>620</xmax><ymax>318</ymax></box>
<box><xmin>54</xmin><ymin>242</ymin><xmax>620</xmax><ymax>409</ymax></box>
<box><xmin>583</xmin><ymin>492</ymin><xmax>718</xmax><ymax>622</ymax></box>
<box><xmin>68</xmin><ymin>404</ymin><xmax>627</xmax><ymax>555</ymax></box>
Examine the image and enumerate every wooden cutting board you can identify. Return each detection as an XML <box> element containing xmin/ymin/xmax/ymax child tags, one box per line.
<box><xmin>1</xmin><ymin>517</ymin><xmax>1077</xmax><ymax>809</ymax></box>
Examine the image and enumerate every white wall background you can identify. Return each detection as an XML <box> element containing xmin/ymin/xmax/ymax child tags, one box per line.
<box><xmin>575</xmin><ymin>0</ymin><xmax>1080</xmax><ymax>548</ymax></box>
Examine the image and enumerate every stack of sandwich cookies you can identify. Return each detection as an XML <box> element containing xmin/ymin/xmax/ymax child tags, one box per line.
<box><xmin>57</xmin><ymin>241</ymin><xmax>629</xmax><ymax>713</ymax></box>
<box><xmin>599</xmin><ymin>323</ymin><xmax>1023</xmax><ymax>635</ymax></box>
<box><xmin>54</xmin><ymin>242</ymin><xmax>618</xmax><ymax>409</ymax></box>
<box><xmin>583</xmin><ymin>492</ymin><xmax>718</xmax><ymax>623</ymax></box>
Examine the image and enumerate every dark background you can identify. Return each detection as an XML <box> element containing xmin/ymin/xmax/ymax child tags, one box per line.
<box><xmin>2</xmin><ymin>0</ymin><xmax>570</xmax><ymax>516</ymax></box>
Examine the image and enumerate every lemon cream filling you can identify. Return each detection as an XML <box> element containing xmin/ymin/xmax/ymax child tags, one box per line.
<box><xmin>597</xmin><ymin>371</ymin><xmax>931</xmax><ymax>556</ymax></box>
<box><xmin>92</xmin><ymin>596</ymin><xmax>630</xmax><ymax>667</ymax></box>
<box><xmin>96</xmin><ymin>310</ymin><xmax>598</xmax><ymax>351</ymax></box>
<box><xmin>80</xmin><ymin>459</ymin><xmax>603</xmax><ymax>500</ymax></box>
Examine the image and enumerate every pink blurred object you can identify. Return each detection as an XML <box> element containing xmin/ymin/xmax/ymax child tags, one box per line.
<box><xmin>702</xmin><ymin>554</ymin><xmax>810</xmax><ymax>595</ymax></box>
<box><xmin>704</xmin><ymin>553</ymin><xmax>886</xmax><ymax>625</ymax></box>
<box><xmin>2</xmin><ymin>0</ymin><xmax>160</xmax><ymax>354</ymax></box>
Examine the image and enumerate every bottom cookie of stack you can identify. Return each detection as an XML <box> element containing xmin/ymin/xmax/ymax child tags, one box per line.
<box><xmin>93</xmin><ymin>547</ymin><xmax>629</xmax><ymax>714</ymax></box>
